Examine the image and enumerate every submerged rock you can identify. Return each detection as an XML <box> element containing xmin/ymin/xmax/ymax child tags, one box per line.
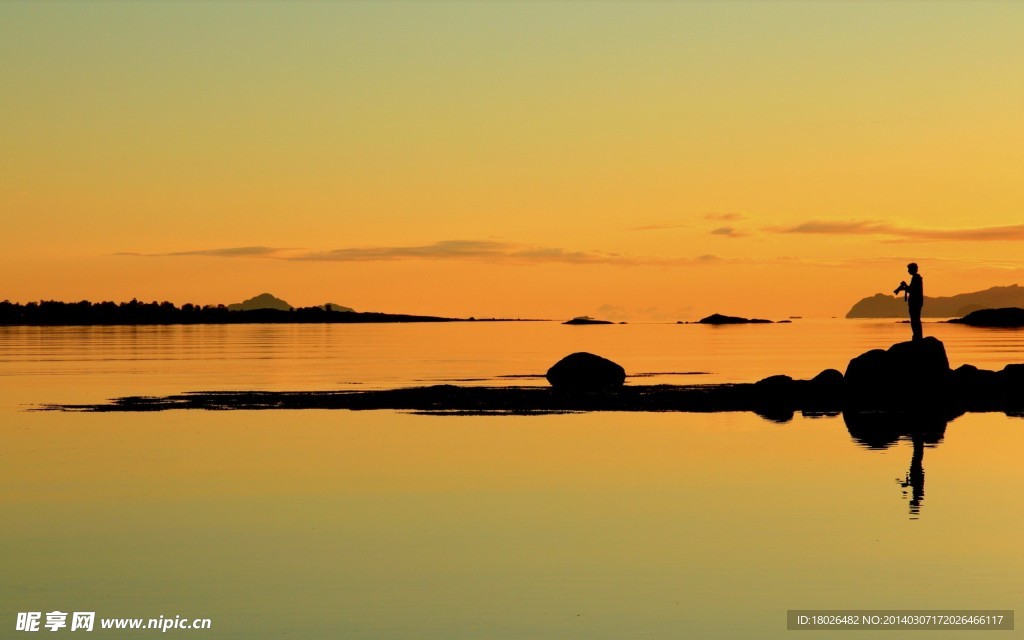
<box><xmin>546</xmin><ymin>352</ymin><xmax>626</xmax><ymax>392</ymax></box>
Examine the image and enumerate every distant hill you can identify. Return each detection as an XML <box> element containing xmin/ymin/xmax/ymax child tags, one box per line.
<box><xmin>227</xmin><ymin>293</ymin><xmax>292</xmax><ymax>311</ymax></box>
<box><xmin>846</xmin><ymin>285</ymin><xmax>1024</xmax><ymax>318</ymax></box>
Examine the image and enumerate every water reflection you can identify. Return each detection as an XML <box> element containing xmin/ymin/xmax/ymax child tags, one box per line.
<box><xmin>843</xmin><ymin>411</ymin><xmax>950</xmax><ymax>519</ymax></box>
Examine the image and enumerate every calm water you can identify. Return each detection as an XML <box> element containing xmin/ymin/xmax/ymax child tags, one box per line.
<box><xmin>1</xmin><ymin>320</ymin><xmax>1022</xmax><ymax>638</ymax></box>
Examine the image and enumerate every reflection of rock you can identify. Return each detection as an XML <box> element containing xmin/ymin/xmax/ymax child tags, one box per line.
<box><xmin>844</xmin><ymin>337</ymin><xmax>950</xmax><ymax>409</ymax></box>
<box><xmin>843</xmin><ymin>411</ymin><xmax>949</xmax><ymax>450</ymax></box>
<box><xmin>563</xmin><ymin>316</ymin><xmax>614</xmax><ymax>325</ymax></box>
<box><xmin>843</xmin><ymin>411</ymin><xmax>948</xmax><ymax>519</ymax></box>
<box><xmin>546</xmin><ymin>352</ymin><xmax>626</xmax><ymax>392</ymax></box>
<box><xmin>699</xmin><ymin>313</ymin><xmax>773</xmax><ymax>324</ymax></box>
<box><xmin>949</xmin><ymin>307</ymin><xmax>1024</xmax><ymax>327</ymax></box>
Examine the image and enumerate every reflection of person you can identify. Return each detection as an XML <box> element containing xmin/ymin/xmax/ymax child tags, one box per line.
<box><xmin>894</xmin><ymin>263</ymin><xmax>924</xmax><ymax>341</ymax></box>
<box><xmin>898</xmin><ymin>436</ymin><xmax>926</xmax><ymax>517</ymax></box>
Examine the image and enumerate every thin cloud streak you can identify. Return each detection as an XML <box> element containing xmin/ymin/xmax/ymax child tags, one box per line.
<box><xmin>119</xmin><ymin>240</ymin><xmax>722</xmax><ymax>267</ymax></box>
<box><xmin>710</xmin><ymin>226</ymin><xmax>748</xmax><ymax>238</ymax></box>
<box><xmin>628</xmin><ymin>222</ymin><xmax>689</xmax><ymax>231</ymax></box>
<box><xmin>780</xmin><ymin>220</ymin><xmax>1024</xmax><ymax>241</ymax></box>
<box><xmin>293</xmin><ymin>240</ymin><xmax>717</xmax><ymax>266</ymax></box>
<box><xmin>629</xmin><ymin>212</ymin><xmax>745</xmax><ymax>231</ymax></box>
<box><xmin>705</xmin><ymin>212</ymin><xmax>745</xmax><ymax>221</ymax></box>
<box><xmin>116</xmin><ymin>246</ymin><xmax>291</xmax><ymax>258</ymax></box>
<box><xmin>114</xmin><ymin>242</ymin><xmax>1024</xmax><ymax>273</ymax></box>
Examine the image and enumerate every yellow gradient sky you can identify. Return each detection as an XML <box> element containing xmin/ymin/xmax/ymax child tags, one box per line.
<box><xmin>2</xmin><ymin>1</ymin><xmax>1023</xmax><ymax>320</ymax></box>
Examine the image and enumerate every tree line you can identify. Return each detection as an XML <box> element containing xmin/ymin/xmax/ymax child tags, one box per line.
<box><xmin>0</xmin><ymin>299</ymin><xmax>457</xmax><ymax>325</ymax></box>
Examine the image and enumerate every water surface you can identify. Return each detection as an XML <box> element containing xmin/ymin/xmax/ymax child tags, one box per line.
<box><xmin>1</xmin><ymin>321</ymin><xmax>1021</xmax><ymax>638</ymax></box>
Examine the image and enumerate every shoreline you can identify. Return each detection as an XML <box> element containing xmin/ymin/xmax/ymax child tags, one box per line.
<box><xmin>38</xmin><ymin>381</ymin><xmax>1024</xmax><ymax>420</ymax></box>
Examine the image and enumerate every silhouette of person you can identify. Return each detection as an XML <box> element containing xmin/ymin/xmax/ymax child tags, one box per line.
<box><xmin>895</xmin><ymin>262</ymin><xmax>924</xmax><ymax>340</ymax></box>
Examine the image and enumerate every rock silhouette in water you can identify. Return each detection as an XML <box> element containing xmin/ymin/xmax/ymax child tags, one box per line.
<box><xmin>698</xmin><ymin>313</ymin><xmax>772</xmax><ymax>324</ymax></box>
<box><xmin>546</xmin><ymin>352</ymin><xmax>626</xmax><ymax>392</ymax></box>
<box><xmin>950</xmin><ymin>307</ymin><xmax>1024</xmax><ymax>328</ymax></box>
<box><xmin>844</xmin><ymin>337</ymin><xmax>949</xmax><ymax>409</ymax></box>
<box><xmin>563</xmin><ymin>316</ymin><xmax>614</xmax><ymax>325</ymax></box>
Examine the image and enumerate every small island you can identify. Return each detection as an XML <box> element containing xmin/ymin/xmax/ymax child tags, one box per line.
<box><xmin>949</xmin><ymin>307</ymin><xmax>1024</xmax><ymax>328</ymax></box>
<box><xmin>563</xmin><ymin>316</ymin><xmax>614</xmax><ymax>325</ymax></box>
<box><xmin>697</xmin><ymin>313</ymin><xmax>773</xmax><ymax>325</ymax></box>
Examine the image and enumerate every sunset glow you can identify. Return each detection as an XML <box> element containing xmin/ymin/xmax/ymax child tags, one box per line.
<box><xmin>3</xmin><ymin>2</ymin><xmax>1023</xmax><ymax>320</ymax></box>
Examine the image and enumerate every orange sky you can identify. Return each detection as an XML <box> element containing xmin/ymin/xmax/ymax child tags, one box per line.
<box><xmin>2</xmin><ymin>2</ymin><xmax>1023</xmax><ymax>320</ymax></box>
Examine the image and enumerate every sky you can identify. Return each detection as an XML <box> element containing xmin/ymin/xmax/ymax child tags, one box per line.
<box><xmin>2</xmin><ymin>1</ymin><xmax>1023</xmax><ymax>320</ymax></box>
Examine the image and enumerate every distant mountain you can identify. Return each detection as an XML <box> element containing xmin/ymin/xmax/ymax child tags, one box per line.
<box><xmin>227</xmin><ymin>293</ymin><xmax>292</xmax><ymax>311</ymax></box>
<box><xmin>846</xmin><ymin>285</ymin><xmax>1024</xmax><ymax>318</ymax></box>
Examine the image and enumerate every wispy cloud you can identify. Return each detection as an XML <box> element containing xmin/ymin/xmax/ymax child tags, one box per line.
<box><xmin>294</xmin><ymin>240</ymin><xmax>716</xmax><ymax>266</ymax></box>
<box><xmin>119</xmin><ymin>240</ymin><xmax>722</xmax><ymax>267</ymax></box>
<box><xmin>629</xmin><ymin>212</ymin><xmax>745</xmax><ymax>232</ymax></box>
<box><xmin>628</xmin><ymin>222</ymin><xmax>689</xmax><ymax>231</ymax></box>
<box><xmin>779</xmin><ymin>220</ymin><xmax>1024</xmax><ymax>241</ymax></box>
<box><xmin>710</xmin><ymin>226</ymin><xmax>748</xmax><ymax>238</ymax></box>
<box><xmin>705</xmin><ymin>212</ymin><xmax>745</xmax><ymax>221</ymax></box>
<box><xmin>117</xmin><ymin>246</ymin><xmax>291</xmax><ymax>258</ymax></box>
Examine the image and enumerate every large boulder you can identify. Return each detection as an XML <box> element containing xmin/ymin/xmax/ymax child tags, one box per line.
<box><xmin>844</xmin><ymin>337</ymin><xmax>951</xmax><ymax>409</ymax></box>
<box><xmin>546</xmin><ymin>352</ymin><xmax>626</xmax><ymax>392</ymax></box>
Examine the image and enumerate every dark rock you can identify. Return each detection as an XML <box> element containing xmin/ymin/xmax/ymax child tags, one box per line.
<box><xmin>752</xmin><ymin>375</ymin><xmax>805</xmax><ymax>422</ymax></box>
<box><xmin>950</xmin><ymin>307</ymin><xmax>1024</xmax><ymax>327</ymax></box>
<box><xmin>546</xmin><ymin>352</ymin><xmax>626</xmax><ymax>392</ymax></box>
<box><xmin>699</xmin><ymin>313</ymin><xmax>773</xmax><ymax>324</ymax></box>
<box><xmin>754</xmin><ymin>374</ymin><xmax>797</xmax><ymax>400</ymax></box>
<box><xmin>563</xmin><ymin>316</ymin><xmax>614</xmax><ymax>325</ymax></box>
<box><xmin>950</xmin><ymin>365</ymin><xmax>1003</xmax><ymax>409</ymax></box>
<box><xmin>844</xmin><ymin>337</ymin><xmax>951</xmax><ymax>409</ymax></box>
<box><xmin>757</xmin><ymin>374</ymin><xmax>794</xmax><ymax>386</ymax></box>
<box><xmin>811</xmin><ymin>368</ymin><xmax>844</xmax><ymax>386</ymax></box>
<box><xmin>1001</xmin><ymin>363</ymin><xmax>1024</xmax><ymax>385</ymax></box>
<box><xmin>806</xmin><ymin>368</ymin><xmax>844</xmax><ymax>408</ymax></box>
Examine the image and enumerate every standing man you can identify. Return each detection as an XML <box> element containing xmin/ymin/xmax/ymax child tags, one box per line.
<box><xmin>894</xmin><ymin>262</ymin><xmax>924</xmax><ymax>340</ymax></box>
